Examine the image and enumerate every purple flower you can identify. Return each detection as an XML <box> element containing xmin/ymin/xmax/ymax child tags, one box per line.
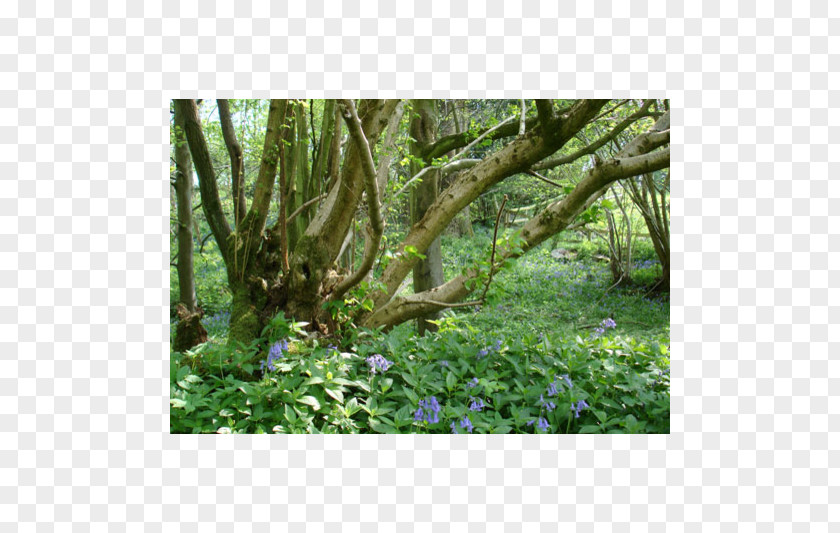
<box><xmin>536</xmin><ymin>417</ymin><xmax>550</xmax><ymax>432</ymax></box>
<box><xmin>460</xmin><ymin>416</ymin><xmax>474</xmax><ymax>433</ymax></box>
<box><xmin>540</xmin><ymin>394</ymin><xmax>556</xmax><ymax>412</ymax></box>
<box><xmin>571</xmin><ymin>400</ymin><xmax>590</xmax><ymax>418</ymax></box>
<box><xmin>547</xmin><ymin>381</ymin><xmax>559</xmax><ymax>397</ymax></box>
<box><xmin>477</xmin><ymin>348</ymin><xmax>489</xmax><ymax>360</ymax></box>
<box><xmin>416</xmin><ymin>396</ymin><xmax>441</xmax><ymax>424</ymax></box>
<box><xmin>366</xmin><ymin>354</ymin><xmax>393</xmax><ymax>374</ymax></box>
<box><xmin>440</xmin><ymin>360</ymin><xmax>449</xmax><ymax>367</ymax></box>
<box><xmin>261</xmin><ymin>340</ymin><xmax>287</xmax><ymax>373</ymax></box>
<box><xmin>469</xmin><ymin>397</ymin><xmax>485</xmax><ymax>412</ymax></box>
<box><xmin>562</xmin><ymin>374</ymin><xmax>572</xmax><ymax>389</ymax></box>
<box><xmin>467</xmin><ymin>377</ymin><xmax>479</xmax><ymax>389</ymax></box>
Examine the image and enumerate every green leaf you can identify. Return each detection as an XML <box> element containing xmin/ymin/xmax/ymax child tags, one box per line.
<box><xmin>170</xmin><ymin>398</ymin><xmax>186</xmax><ymax>409</ymax></box>
<box><xmin>379</xmin><ymin>377</ymin><xmax>394</xmax><ymax>394</ymax></box>
<box><xmin>491</xmin><ymin>426</ymin><xmax>513</xmax><ymax>434</ymax></box>
<box><xmin>445</xmin><ymin>371</ymin><xmax>457</xmax><ymax>390</ymax></box>
<box><xmin>403</xmin><ymin>386</ymin><xmax>419</xmax><ymax>405</ymax></box>
<box><xmin>325</xmin><ymin>388</ymin><xmax>344</xmax><ymax>403</ymax></box>
<box><xmin>284</xmin><ymin>404</ymin><xmax>298</xmax><ymax>423</ymax></box>
<box><xmin>579</xmin><ymin>425</ymin><xmax>602</xmax><ymax>434</ymax></box>
<box><xmin>297</xmin><ymin>395</ymin><xmax>322</xmax><ymax>411</ymax></box>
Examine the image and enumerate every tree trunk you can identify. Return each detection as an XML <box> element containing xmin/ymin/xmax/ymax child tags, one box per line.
<box><xmin>410</xmin><ymin>100</ymin><xmax>445</xmax><ymax>335</ymax></box>
<box><xmin>172</xmin><ymin>101</ymin><xmax>207</xmax><ymax>351</ymax></box>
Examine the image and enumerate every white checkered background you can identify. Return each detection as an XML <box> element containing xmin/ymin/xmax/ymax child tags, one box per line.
<box><xmin>1</xmin><ymin>0</ymin><xmax>836</xmax><ymax>530</ymax></box>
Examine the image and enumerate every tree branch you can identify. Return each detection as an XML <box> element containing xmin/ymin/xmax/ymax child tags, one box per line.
<box><xmin>533</xmin><ymin>99</ymin><xmax>657</xmax><ymax>171</ymax></box>
<box><xmin>286</xmin><ymin>193</ymin><xmax>327</xmax><ymax>225</ymax></box>
<box><xmin>371</xmin><ymin>99</ymin><xmax>609</xmax><ymax>309</ymax></box>
<box><xmin>535</xmin><ymin>100</ymin><xmax>555</xmax><ymax>127</ymax></box>
<box><xmin>217</xmin><ymin>99</ymin><xmax>246</xmax><ymax>227</ymax></box>
<box><xmin>174</xmin><ymin>99</ymin><xmax>231</xmax><ymax>264</ymax></box>
<box><xmin>328</xmin><ymin>99</ymin><xmax>386</xmax><ymax>301</ymax></box>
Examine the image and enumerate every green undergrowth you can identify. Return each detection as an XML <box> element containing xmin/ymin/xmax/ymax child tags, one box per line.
<box><xmin>171</xmin><ymin>230</ymin><xmax>669</xmax><ymax>434</ymax></box>
<box><xmin>171</xmin><ymin>314</ymin><xmax>669</xmax><ymax>434</ymax></box>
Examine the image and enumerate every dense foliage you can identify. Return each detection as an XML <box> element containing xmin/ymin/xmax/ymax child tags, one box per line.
<box><xmin>171</xmin><ymin>233</ymin><xmax>670</xmax><ymax>434</ymax></box>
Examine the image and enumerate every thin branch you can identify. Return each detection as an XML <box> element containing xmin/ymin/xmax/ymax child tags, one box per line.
<box><xmin>451</xmin><ymin>116</ymin><xmax>516</xmax><ymax>163</ymax></box>
<box><xmin>519</xmin><ymin>99</ymin><xmax>527</xmax><ymax>135</ymax></box>
<box><xmin>479</xmin><ymin>194</ymin><xmax>508</xmax><ymax>303</ymax></box>
<box><xmin>526</xmin><ymin>169</ymin><xmax>565</xmax><ymax>188</ymax></box>
<box><xmin>286</xmin><ymin>193</ymin><xmax>327</xmax><ymax>225</ymax></box>
<box><xmin>328</xmin><ymin>99</ymin><xmax>386</xmax><ymax>301</ymax></box>
<box><xmin>412</xmin><ymin>299</ymin><xmax>483</xmax><ymax>309</ymax></box>
<box><xmin>590</xmin><ymin>99</ymin><xmax>630</xmax><ymax>123</ymax></box>
<box><xmin>533</xmin><ymin>99</ymin><xmax>657</xmax><ymax>171</ymax></box>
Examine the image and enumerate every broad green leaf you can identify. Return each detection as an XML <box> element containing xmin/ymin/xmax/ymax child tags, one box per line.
<box><xmin>325</xmin><ymin>388</ymin><xmax>344</xmax><ymax>403</ymax></box>
<box><xmin>297</xmin><ymin>396</ymin><xmax>321</xmax><ymax>411</ymax></box>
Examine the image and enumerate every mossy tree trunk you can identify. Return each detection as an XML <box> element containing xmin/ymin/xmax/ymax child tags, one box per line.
<box><xmin>171</xmin><ymin>101</ymin><xmax>207</xmax><ymax>352</ymax></box>
<box><xmin>409</xmin><ymin>99</ymin><xmax>445</xmax><ymax>335</ymax></box>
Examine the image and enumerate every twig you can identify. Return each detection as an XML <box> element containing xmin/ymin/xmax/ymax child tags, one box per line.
<box><xmin>412</xmin><ymin>299</ymin><xmax>483</xmax><ymax>309</ymax></box>
<box><xmin>451</xmin><ymin>116</ymin><xmax>516</xmax><ymax>163</ymax></box>
<box><xmin>519</xmin><ymin>99</ymin><xmax>527</xmax><ymax>135</ymax></box>
<box><xmin>286</xmin><ymin>193</ymin><xmax>327</xmax><ymax>225</ymax></box>
<box><xmin>480</xmin><ymin>194</ymin><xmax>508</xmax><ymax>303</ymax></box>
<box><xmin>526</xmin><ymin>169</ymin><xmax>565</xmax><ymax>188</ymax></box>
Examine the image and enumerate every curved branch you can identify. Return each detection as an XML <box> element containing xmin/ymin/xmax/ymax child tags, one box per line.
<box><xmin>371</xmin><ymin>99</ymin><xmax>609</xmax><ymax>309</ymax></box>
<box><xmin>364</xmin><ymin>113</ymin><xmax>669</xmax><ymax>330</ymax></box>
<box><xmin>328</xmin><ymin>100</ymin><xmax>386</xmax><ymax>301</ymax></box>
<box><xmin>533</xmin><ymin>99</ymin><xmax>657</xmax><ymax>171</ymax></box>
<box><xmin>175</xmin><ymin>99</ymin><xmax>231</xmax><ymax>263</ymax></box>
<box><xmin>217</xmin><ymin>99</ymin><xmax>246</xmax><ymax>227</ymax></box>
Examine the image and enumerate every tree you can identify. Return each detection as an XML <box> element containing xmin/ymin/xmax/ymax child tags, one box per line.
<box><xmin>409</xmin><ymin>99</ymin><xmax>445</xmax><ymax>334</ymax></box>
<box><xmin>174</xmin><ymin>99</ymin><xmax>670</xmax><ymax>345</ymax></box>
<box><xmin>171</xmin><ymin>102</ymin><xmax>207</xmax><ymax>351</ymax></box>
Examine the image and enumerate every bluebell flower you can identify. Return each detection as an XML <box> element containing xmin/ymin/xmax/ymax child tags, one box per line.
<box><xmin>469</xmin><ymin>397</ymin><xmax>485</xmax><ymax>412</ymax></box>
<box><xmin>477</xmin><ymin>348</ymin><xmax>489</xmax><ymax>360</ymax></box>
<box><xmin>540</xmin><ymin>394</ymin><xmax>556</xmax><ymax>412</ymax></box>
<box><xmin>261</xmin><ymin>340</ymin><xmax>287</xmax><ymax>373</ymax></box>
<box><xmin>547</xmin><ymin>381</ymin><xmax>559</xmax><ymax>397</ymax></box>
<box><xmin>562</xmin><ymin>374</ymin><xmax>572</xmax><ymax>389</ymax></box>
<box><xmin>571</xmin><ymin>400</ymin><xmax>589</xmax><ymax>418</ymax></box>
<box><xmin>467</xmin><ymin>377</ymin><xmax>479</xmax><ymax>389</ymax></box>
<box><xmin>494</xmin><ymin>339</ymin><xmax>502</xmax><ymax>351</ymax></box>
<box><xmin>460</xmin><ymin>416</ymin><xmax>474</xmax><ymax>433</ymax></box>
<box><xmin>416</xmin><ymin>396</ymin><xmax>441</xmax><ymax>424</ymax></box>
<box><xmin>536</xmin><ymin>417</ymin><xmax>550</xmax><ymax>432</ymax></box>
<box><xmin>602</xmin><ymin>318</ymin><xmax>616</xmax><ymax>329</ymax></box>
<box><xmin>366</xmin><ymin>353</ymin><xmax>393</xmax><ymax>374</ymax></box>
<box><xmin>526</xmin><ymin>419</ymin><xmax>535</xmax><ymax>426</ymax></box>
<box><xmin>440</xmin><ymin>360</ymin><xmax>449</xmax><ymax>367</ymax></box>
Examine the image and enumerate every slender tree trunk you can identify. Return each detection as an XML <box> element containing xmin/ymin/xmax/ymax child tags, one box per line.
<box><xmin>172</xmin><ymin>101</ymin><xmax>207</xmax><ymax>351</ymax></box>
<box><xmin>409</xmin><ymin>100</ymin><xmax>444</xmax><ymax>334</ymax></box>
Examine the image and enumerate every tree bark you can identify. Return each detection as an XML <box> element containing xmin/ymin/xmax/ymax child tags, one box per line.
<box><xmin>284</xmin><ymin>100</ymin><xmax>400</xmax><ymax>324</ymax></box>
<box><xmin>218</xmin><ymin>99</ymin><xmax>246</xmax><ymax>227</ymax></box>
<box><xmin>172</xmin><ymin>102</ymin><xmax>207</xmax><ymax>351</ymax></box>
<box><xmin>410</xmin><ymin>100</ymin><xmax>445</xmax><ymax>334</ymax></box>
